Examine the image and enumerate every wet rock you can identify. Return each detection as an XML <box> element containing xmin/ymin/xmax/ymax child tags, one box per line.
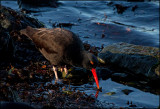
<box><xmin>155</xmin><ymin>65</ymin><xmax>160</xmax><ymax>76</ymax></box>
<box><xmin>0</xmin><ymin>19</ymin><xmax>11</xmax><ymax>29</ymax></box>
<box><xmin>127</xmin><ymin>101</ymin><xmax>137</xmax><ymax>107</ymax></box>
<box><xmin>0</xmin><ymin>31</ymin><xmax>15</xmax><ymax>61</ymax></box>
<box><xmin>0</xmin><ymin>61</ymin><xmax>106</xmax><ymax>108</ymax></box>
<box><xmin>98</xmin><ymin>42</ymin><xmax>159</xmax><ymax>80</ymax></box>
<box><xmin>18</xmin><ymin>0</ymin><xmax>58</xmax><ymax>8</ymax></box>
<box><xmin>64</xmin><ymin>67</ymin><xmax>112</xmax><ymax>82</ymax></box>
<box><xmin>42</xmin><ymin>105</ymin><xmax>56</xmax><ymax>109</ymax></box>
<box><xmin>105</xmin><ymin>92</ymin><xmax>116</xmax><ymax>95</ymax></box>
<box><xmin>127</xmin><ymin>0</ymin><xmax>144</xmax><ymax>2</ymax></box>
<box><xmin>107</xmin><ymin>2</ymin><xmax>113</xmax><ymax>6</ymax></box>
<box><xmin>122</xmin><ymin>89</ymin><xmax>133</xmax><ymax>95</ymax></box>
<box><xmin>0</xmin><ymin>5</ymin><xmax>45</xmax><ymax>68</ymax></box>
<box><xmin>96</xmin><ymin>67</ymin><xmax>113</xmax><ymax>80</ymax></box>
<box><xmin>132</xmin><ymin>5</ymin><xmax>138</xmax><ymax>11</ymax></box>
<box><xmin>52</xmin><ymin>22</ymin><xmax>76</xmax><ymax>28</ymax></box>
<box><xmin>62</xmin><ymin>67</ymin><xmax>91</xmax><ymax>80</ymax></box>
<box><xmin>111</xmin><ymin>73</ymin><xmax>129</xmax><ymax>82</ymax></box>
<box><xmin>129</xmin><ymin>104</ymin><xmax>137</xmax><ymax>107</ymax></box>
<box><xmin>0</xmin><ymin>70</ymin><xmax>8</xmax><ymax>79</ymax></box>
<box><xmin>0</xmin><ymin>101</ymin><xmax>34</xmax><ymax>109</ymax></box>
<box><xmin>115</xmin><ymin>4</ymin><xmax>129</xmax><ymax>14</ymax></box>
<box><xmin>0</xmin><ymin>6</ymin><xmax>44</xmax><ymax>31</ymax></box>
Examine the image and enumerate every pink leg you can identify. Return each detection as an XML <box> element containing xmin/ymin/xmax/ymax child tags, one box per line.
<box><xmin>53</xmin><ymin>66</ymin><xmax>58</xmax><ymax>80</ymax></box>
<box><xmin>64</xmin><ymin>65</ymin><xmax>68</xmax><ymax>75</ymax></box>
<box><xmin>60</xmin><ymin>67</ymin><xmax>64</xmax><ymax>72</ymax></box>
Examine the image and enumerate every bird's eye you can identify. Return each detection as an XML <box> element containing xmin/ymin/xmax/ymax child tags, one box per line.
<box><xmin>90</xmin><ymin>61</ymin><xmax>94</xmax><ymax>65</ymax></box>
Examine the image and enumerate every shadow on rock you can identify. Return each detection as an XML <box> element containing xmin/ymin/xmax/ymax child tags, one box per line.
<box><xmin>0</xmin><ymin>5</ymin><xmax>45</xmax><ymax>68</ymax></box>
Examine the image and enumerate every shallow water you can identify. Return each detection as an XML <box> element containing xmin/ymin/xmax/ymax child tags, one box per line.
<box><xmin>2</xmin><ymin>0</ymin><xmax>159</xmax><ymax>47</ymax></box>
<box><xmin>51</xmin><ymin>78</ymin><xmax>159</xmax><ymax>108</ymax></box>
<box><xmin>1</xmin><ymin>0</ymin><xmax>159</xmax><ymax>108</ymax></box>
<box><xmin>82</xmin><ymin>79</ymin><xmax>159</xmax><ymax>108</ymax></box>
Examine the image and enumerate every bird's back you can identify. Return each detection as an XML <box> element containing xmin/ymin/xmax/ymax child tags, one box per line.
<box><xmin>20</xmin><ymin>26</ymin><xmax>84</xmax><ymax>66</ymax></box>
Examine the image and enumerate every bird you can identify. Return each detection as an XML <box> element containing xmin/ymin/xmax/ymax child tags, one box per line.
<box><xmin>20</xmin><ymin>26</ymin><xmax>100</xmax><ymax>89</ymax></box>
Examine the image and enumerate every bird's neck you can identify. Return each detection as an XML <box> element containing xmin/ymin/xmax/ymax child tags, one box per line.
<box><xmin>81</xmin><ymin>51</ymin><xmax>90</xmax><ymax>69</ymax></box>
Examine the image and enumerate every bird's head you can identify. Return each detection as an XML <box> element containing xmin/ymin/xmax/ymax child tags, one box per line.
<box><xmin>82</xmin><ymin>51</ymin><xmax>100</xmax><ymax>89</ymax></box>
<box><xmin>82</xmin><ymin>51</ymin><xmax>98</xmax><ymax>69</ymax></box>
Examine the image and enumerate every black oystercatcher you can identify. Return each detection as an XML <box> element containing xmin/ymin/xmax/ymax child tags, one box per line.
<box><xmin>20</xmin><ymin>26</ymin><xmax>100</xmax><ymax>89</ymax></box>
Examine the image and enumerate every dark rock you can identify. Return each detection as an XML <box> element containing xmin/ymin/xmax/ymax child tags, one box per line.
<box><xmin>0</xmin><ymin>6</ymin><xmax>44</xmax><ymax>31</ymax></box>
<box><xmin>107</xmin><ymin>2</ymin><xmax>114</xmax><ymax>6</ymax></box>
<box><xmin>42</xmin><ymin>105</ymin><xmax>56</xmax><ymax>109</ymax></box>
<box><xmin>129</xmin><ymin>104</ymin><xmax>137</xmax><ymax>107</ymax></box>
<box><xmin>101</xmin><ymin>34</ymin><xmax>105</xmax><ymax>38</ymax></box>
<box><xmin>132</xmin><ymin>5</ymin><xmax>138</xmax><ymax>11</ymax></box>
<box><xmin>0</xmin><ymin>31</ymin><xmax>15</xmax><ymax>61</ymax></box>
<box><xmin>98</xmin><ymin>42</ymin><xmax>159</xmax><ymax>81</ymax></box>
<box><xmin>52</xmin><ymin>23</ymin><xmax>75</xmax><ymax>28</ymax></box>
<box><xmin>122</xmin><ymin>89</ymin><xmax>133</xmax><ymax>95</ymax></box>
<box><xmin>17</xmin><ymin>0</ymin><xmax>58</xmax><ymax>8</ymax></box>
<box><xmin>0</xmin><ymin>101</ymin><xmax>34</xmax><ymax>109</ymax></box>
<box><xmin>106</xmin><ymin>92</ymin><xmax>116</xmax><ymax>95</ymax></box>
<box><xmin>115</xmin><ymin>4</ymin><xmax>129</xmax><ymax>14</ymax></box>
<box><xmin>61</xmin><ymin>67</ymin><xmax>102</xmax><ymax>86</ymax></box>
<box><xmin>0</xmin><ymin>5</ymin><xmax>45</xmax><ymax>68</ymax></box>
<box><xmin>63</xmin><ymin>67</ymin><xmax>91</xmax><ymax>79</ymax></box>
<box><xmin>127</xmin><ymin>0</ymin><xmax>144</xmax><ymax>2</ymax></box>
<box><xmin>0</xmin><ymin>70</ymin><xmax>8</xmax><ymax>79</ymax></box>
<box><xmin>111</xmin><ymin>73</ymin><xmax>130</xmax><ymax>82</ymax></box>
<box><xmin>96</xmin><ymin>67</ymin><xmax>113</xmax><ymax>80</ymax></box>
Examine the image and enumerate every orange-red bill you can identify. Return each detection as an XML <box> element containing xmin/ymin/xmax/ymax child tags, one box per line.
<box><xmin>91</xmin><ymin>68</ymin><xmax>100</xmax><ymax>89</ymax></box>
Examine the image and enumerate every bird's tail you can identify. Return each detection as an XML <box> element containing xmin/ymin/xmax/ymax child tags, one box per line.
<box><xmin>20</xmin><ymin>26</ymin><xmax>37</xmax><ymax>38</ymax></box>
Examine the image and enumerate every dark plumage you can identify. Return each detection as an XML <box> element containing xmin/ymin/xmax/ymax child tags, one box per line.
<box><xmin>20</xmin><ymin>26</ymin><xmax>100</xmax><ymax>89</ymax></box>
<box><xmin>20</xmin><ymin>26</ymin><xmax>97</xmax><ymax>68</ymax></box>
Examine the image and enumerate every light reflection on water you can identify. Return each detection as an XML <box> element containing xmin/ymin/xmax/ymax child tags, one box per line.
<box><xmin>1</xmin><ymin>1</ymin><xmax>159</xmax><ymax>108</ymax></box>
<box><xmin>1</xmin><ymin>1</ymin><xmax>159</xmax><ymax>47</ymax></box>
<box><xmin>70</xmin><ymin>79</ymin><xmax>159</xmax><ymax>108</ymax></box>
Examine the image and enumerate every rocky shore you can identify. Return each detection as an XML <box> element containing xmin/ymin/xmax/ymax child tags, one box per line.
<box><xmin>0</xmin><ymin>5</ymin><xmax>159</xmax><ymax>108</ymax></box>
<box><xmin>98</xmin><ymin>42</ymin><xmax>159</xmax><ymax>79</ymax></box>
